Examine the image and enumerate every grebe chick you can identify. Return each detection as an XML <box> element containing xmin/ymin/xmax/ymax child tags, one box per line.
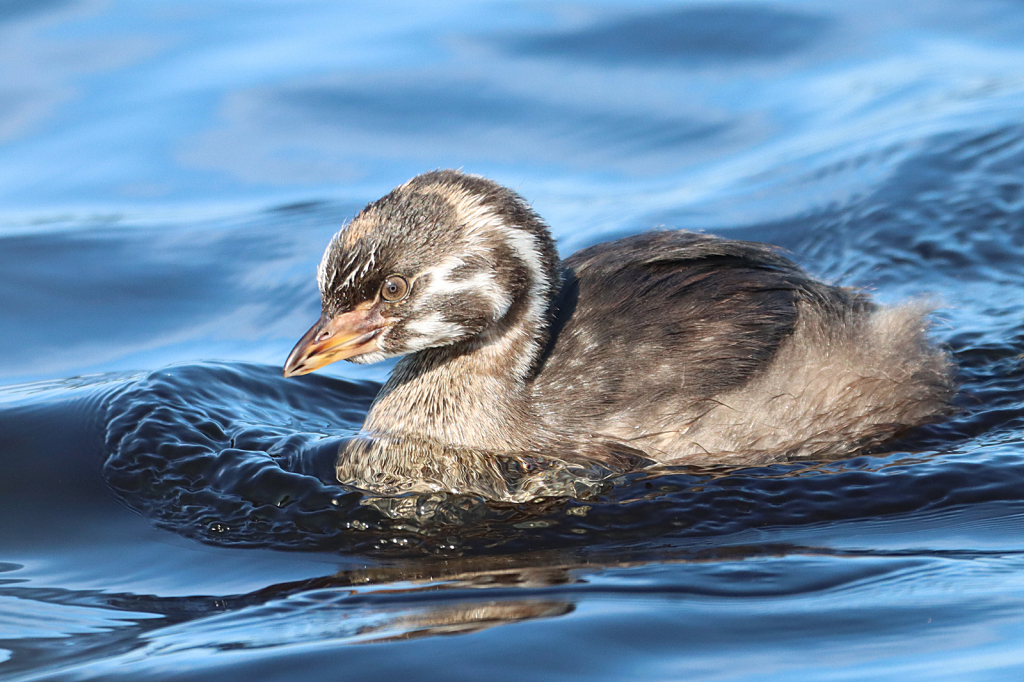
<box><xmin>284</xmin><ymin>171</ymin><xmax>954</xmax><ymax>492</ymax></box>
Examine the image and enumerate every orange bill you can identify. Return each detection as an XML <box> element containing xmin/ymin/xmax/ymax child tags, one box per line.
<box><xmin>283</xmin><ymin>304</ymin><xmax>385</xmax><ymax>376</ymax></box>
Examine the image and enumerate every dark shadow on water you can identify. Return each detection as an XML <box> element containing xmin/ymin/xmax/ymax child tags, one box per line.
<box><xmin>504</xmin><ymin>5</ymin><xmax>831</xmax><ymax>65</ymax></box>
<box><xmin>0</xmin><ymin>0</ymin><xmax>76</xmax><ymax>24</ymax></box>
<box><xmin>276</xmin><ymin>82</ymin><xmax>732</xmax><ymax>153</ymax></box>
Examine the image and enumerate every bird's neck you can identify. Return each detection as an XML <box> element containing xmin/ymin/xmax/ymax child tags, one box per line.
<box><xmin>364</xmin><ymin>280</ymin><xmax>558</xmax><ymax>452</ymax></box>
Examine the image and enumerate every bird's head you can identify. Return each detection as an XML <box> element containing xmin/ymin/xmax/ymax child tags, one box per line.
<box><xmin>284</xmin><ymin>170</ymin><xmax>559</xmax><ymax>377</ymax></box>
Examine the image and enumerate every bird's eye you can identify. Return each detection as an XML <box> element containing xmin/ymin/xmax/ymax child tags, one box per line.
<box><xmin>381</xmin><ymin>275</ymin><xmax>409</xmax><ymax>302</ymax></box>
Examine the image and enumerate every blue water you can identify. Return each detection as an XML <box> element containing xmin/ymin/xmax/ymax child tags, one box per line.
<box><xmin>3</xmin><ymin>1</ymin><xmax>1024</xmax><ymax>679</ymax></box>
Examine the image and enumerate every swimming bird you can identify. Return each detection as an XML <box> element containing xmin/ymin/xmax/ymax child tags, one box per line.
<box><xmin>284</xmin><ymin>170</ymin><xmax>953</xmax><ymax>492</ymax></box>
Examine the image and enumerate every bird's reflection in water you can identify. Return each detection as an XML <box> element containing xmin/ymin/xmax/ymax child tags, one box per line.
<box><xmin>240</xmin><ymin>542</ymin><xmax>811</xmax><ymax>647</ymax></box>
<box><xmin>350</xmin><ymin>600</ymin><xmax>574</xmax><ymax>643</ymax></box>
<box><xmin>0</xmin><ymin>536</ymin><xmax>936</xmax><ymax>675</ymax></box>
<box><xmin>257</xmin><ymin>557</ymin><xmax>581</xmax><ymax>646</ymax></box>
<box><xmin>2</xmin><ymin>552</ymin><xmax>649</xmax><ymax>671</ymax></box>
<box><xmin>156</xmin><ymin>546</ymin><xmax>792</xmax><ymax>651</ymax></box>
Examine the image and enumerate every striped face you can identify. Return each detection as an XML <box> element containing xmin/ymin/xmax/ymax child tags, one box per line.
<box><xmin>285</xmin><ymin>171</ymin><xmax>557</xmax><ymax>375</ymax></box>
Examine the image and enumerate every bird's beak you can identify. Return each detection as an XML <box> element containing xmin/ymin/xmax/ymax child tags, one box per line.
<box><xmin>283</xmin><ymin>304</ymin><xmax>385</xmax><ymax>377</ymax></box>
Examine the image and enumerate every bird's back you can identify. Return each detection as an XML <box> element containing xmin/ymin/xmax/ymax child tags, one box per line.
<box><xmin>531</xmin><ymin>231</ymin><xmax>954</xmax><ymax>464</ymax></box>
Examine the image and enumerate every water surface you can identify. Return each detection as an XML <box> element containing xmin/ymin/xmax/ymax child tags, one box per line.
<box><xmin>2</xmin><ymin>1</ymin><xmax>1024</xmax><ymax>680</ymax></box>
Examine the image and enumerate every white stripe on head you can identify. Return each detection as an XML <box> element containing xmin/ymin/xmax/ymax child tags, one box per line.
<box><xmin>345</xmin><ymin>249</ymin><xmax>375</xmax><ymax>289</ymax></box>
<box><xmin>436</xmin><ymin>183</ymin><xmax>553</xmax><ymax>380</ymax></box>
<box><xmin>443</xmin><ymin>184</ymin><xmax>549</xmax><ymax>307</ymax></box>
<box><xmin>416</xmin><ymin>255</ymin><xmax>513</xmax><ymax>318</ymax></box>
<box><xmin>316</xmin><ymin>229</ymin><xmax>344</xmax><ymax>293</ymax></box>
<box><xmin>495</xmin><ymin>223</ymin><xmax>547</xmax><ymax>301</ymax></box>
<box><xmin>457</xmin><ymin>193</ymin><xmax>549</xmax><ymax>334</ymax></box>
<box><xmin>317</xmin><ymin>224</ymin><xmax>379</xmax><ymax>296</ymax></box>
<box><xmin>402</xmin><ymin>311</ymin><xmax>466</xmax><ymax>351</ymax></box>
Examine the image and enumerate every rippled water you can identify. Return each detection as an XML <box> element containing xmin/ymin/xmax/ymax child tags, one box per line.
<box><xmin>3</xmin><ymin>1</ymin><xmax>1024</xmax><ymax>680</ymax></box>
